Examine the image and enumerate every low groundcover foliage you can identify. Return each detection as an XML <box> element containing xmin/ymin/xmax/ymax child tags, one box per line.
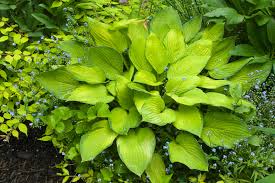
<box><xmin>37</xmin><ymin>7</ymin><xmax>265</xmax><ymax>182</ymax></box>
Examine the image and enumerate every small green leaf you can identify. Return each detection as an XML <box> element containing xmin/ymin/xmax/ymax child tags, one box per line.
<box><xmin>201</xmin><ymin>111</ymin><xmax>251</xmax><ymax>148</ymax></box>
<box><xmin>38</xmin><ymin>136</ymin><xmax>52</xmax><ymax>141</ymax></box>
<box><xmin>0</xmin><ymin>36</ymin><xmax>8</xmax><ymax>42</ymax></box>
<box><xmin>247</xmin><ymin>135</ymin><xmax>261</xmax><ymax>146</ymax></box>
<box><xmin>169</xmin><ymin>133</ymin><xmax>208</xmax><ymax>171</ymax></box>
<box><xmin>100</xmin><ymin>168</ymin><xmax>113</xmax><ymax>181</ymax></box>
<box><xmin>145</xmin><ymin>33</ymin><xmax>169</xmax><ymax>74</ymax></box>
<box><xmin>51</xmin><ymin>1</ymin><xmax>62</xmax><ymax>8</ymax></box>
<box><xmin>0</xmin><ymin>70</ymin><xmax>7</xmax><ymax>79</ymax></box>
<box><xmin>18</xmin><ymin>123</ymin><xmax>28</xmax><ymax>136</ymax></box>
<box><xmin>173</xmin><ymin>105</ymin><xmax>203</xmax><ymax>137</ymax></box>
<box><xmin>12</xmin><ymin>130</ymin><xmax>19</xmax><ymax>138</ymax></box>
<box><xmin>117</xmin><ymin>128</ymin><xmax>156</xmax><ymax>176</ymax></box>
<box><xmin>146</xmin><ymin>153</ymin><xmax>172</xmax><ymax>183</ymax></box>
<box><xmin>80</xmin><ymin>120</ymin><xmax>118</xmax><ymax>162</ymax></box>
<box><xmin>0</xmin><ymin>124</ymin><xmax>9</xmax><ymax>133</ymax></box>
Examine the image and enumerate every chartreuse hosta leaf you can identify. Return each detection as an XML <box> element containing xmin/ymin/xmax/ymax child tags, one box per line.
<box><xmin>166</xmin><ymin>76</ymin><xmax>201</xmax><ymax>95</ymax></box>
<box><xmin>201</xmin><ymin>111</ymin><xmax>251</xmax><ymax>148</ymax></box>
<box><xmin>117</xmin><ymin>128</ymin><xmax>156</xmax><ymax>176</ymax></box>
<box><xmin>109</xmin><ymin>107</ymin><xmax>141</xmax><ymax>135</ymax></box>
<box><xmin>182</xmin><ymin>16</ymin><xmax>202</xmax><ymax>43</ymax></box>
<box><xmin>133</xmin><ymin>70</ymin><xmax>162</xmax><ymax>86</ymax></box>
<box><xmin>167</xmin><ymin>56</ymin><xmax>210</xmax><ymax>79</ymax></box>
<box><xmin>115</xmin><ymin>76</ymin><xmax>134</xmax><ymax>109</ymax></box>
<box><xmin>150</xmin><ymin>7</ymin><xmax>182</xmax><ymax>41</ymax></box>
<box><xmin>209</xmin><ymin>58</ymin><xmax>252</xmax><ymax>79</ymax></box>
<box><xmin>201</xmin><ymin>22</ymin><xmax>224</xmax><ymax>41</ymax></box>
<box><xmin>87</xmin><ymin>18</ymin><xmax>128</xmax><ymax>52</ymax></box>
<box><xmin>169</xmin><ymin>88</ymin><xmax>208</xmax><ymax>106</ymax></box>
<box><xmin>145</xmin><ymin>33</ymin><xmax>169</xmax><ymax>74</ymax></box>
<box><xmin>206</xmin><ymin>37</ymin><xmax>235</xmax><ymax>70</ymax></box>
<box><xmin>173</xmin><ymin>105</ymin><xmax>203</xmax><ymax>137</ymax></box>
<box><xmin>146</xmin><ymin>153</ymin><xmax>172</xmax><ymax>183</ymax></box>
<box><xmin>198</xmin><ymin>76</ymin><xmax>230</xmax><ymax>89</ymax></box>
<box><xmin>59</xmin><ymin>40</ymin><xmax>86</xmax><ymax>64</ymax></box>
<box><xmin>163</xmin><ymin>29</ymin><xmax>186</xmax><ymax>63</ymax></box>
<box><xmin>128</xmin><ymin>22</ymin><xmax>153</xmax><ymax>72</ymax></box>
<box><xmin>169</xmin><ymin>132</ymin><xmax>208</xmax><ymax>171</ymax></box>
<box><xmin>80</xmin><ymin>120</ymin><xmax>118</xmax><ymax>162</ymax></box>
<box><xmin>67</xmin><ymin>84</ymin><xmax>114</xmax><ymax>105</ymax></box>
<box><xmin>128</xmin><ymin>83</ymin><xmax>153</xmax><ymax>95</ymax></box>
<box><xmin>230</xmin><ymin>61</ymin><xmax>272</xmax><ymax>91</ymax></box>
<box><xmin>37</xmin><ymin>68</ymin><xmax>79</xmax><ymax>99</ymax></box>
<box><xmin>185</xmin><ymin>39</ymin><xmax>213</xmax><ymax>56</ymax></box>
<box><xmin>65</xmin><ymin>64</ymin><xmax>106</xmax><ymax>84</ymax></box>
<box><xmin>86</xmin><ymin>46</ymin><xmax>124</xmax><ymax>80</ymax></box>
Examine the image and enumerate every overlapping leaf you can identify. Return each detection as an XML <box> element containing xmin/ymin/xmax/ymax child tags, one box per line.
<box><xmin>201</xmin><ymin>111</ymin><xmax>251</xmax><ymax>148</ymax></box>
<box><xmin>169</xmin><ymin>133</ymin><xmax>208</xmax><ymax>171</ymax></box>
<box><xmin>80</xmin><ymin>120</ymin><xmax>118</xmax><ymax>162</ymax></box>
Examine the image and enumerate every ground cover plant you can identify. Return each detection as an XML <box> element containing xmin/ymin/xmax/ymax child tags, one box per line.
<box><xmin>35</xmin><ymin>6</ymin><xmax>273</xmax><ymax>182</ymax></box>
<box><xmin>0</xmin><ymin>17</ymin><xmax>73</xmax><ymax>140</ymax></box>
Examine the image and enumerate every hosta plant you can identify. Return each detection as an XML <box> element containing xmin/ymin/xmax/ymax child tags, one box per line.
<box><xmin>38</xmin><ymin>7</ymin><xmax>257</xmax><ymax>181</ymax></box>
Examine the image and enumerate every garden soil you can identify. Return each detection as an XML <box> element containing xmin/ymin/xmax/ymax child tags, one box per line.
<box><xmin>0</xmin><ymin>129</ymin><xmax>62</xmax><ymax>183</ymax></box>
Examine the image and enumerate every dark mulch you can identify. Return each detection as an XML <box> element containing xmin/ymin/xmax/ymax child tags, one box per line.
<box><xmin>0</xmin><ymin>128</ymin><xmax>62</xmax><ymax>183</ymax></box>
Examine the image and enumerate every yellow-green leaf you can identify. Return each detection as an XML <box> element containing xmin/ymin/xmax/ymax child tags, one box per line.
<box><xmin>117</xmin><ymin>128</ymin><xmax>156</xmax><ymax>176</ymax></box>
<box><xmin>169</xmin><ymin>133</ymin><xmax>208</xmax><ymax>171</ymax></box>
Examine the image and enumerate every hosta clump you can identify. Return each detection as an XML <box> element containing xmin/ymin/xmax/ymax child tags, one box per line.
<box><xmin>38</xmin><ymin>7</ymin><xmax>257</xmax><ymax>181</ymax></box>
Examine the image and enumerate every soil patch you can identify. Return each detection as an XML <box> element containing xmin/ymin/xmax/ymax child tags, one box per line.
<box><xmin>0</xmin><ymin>128</ymin><xmax>62</xmax><ymax>183</ymax></box>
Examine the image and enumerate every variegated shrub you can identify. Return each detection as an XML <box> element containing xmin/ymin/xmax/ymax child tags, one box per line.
<box><xmin>38</xmin><ymin>7</ymin><xmax>259</xmax><ymax>182</ymax></box>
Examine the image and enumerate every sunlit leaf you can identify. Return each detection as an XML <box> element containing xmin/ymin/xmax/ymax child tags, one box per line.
<box><xmin>67</xmin><ymin>84</ymin><xmax>114</xmax><ymax>105</ymax></box>
<box><xmin>80</xmin><ymin>120</ymin><xmax>117</xmax><ymax>162</ymax></box>
<box><xmin>117</xmin><ymin>128</ymin><xmax>156</xmax><ymax>176</ymax></box>
<box><xmin>163</xmin><ymin>29</ymin><xmax>186</xmax><ymax>63</ymax></box>
<box><xmin>169</xmin><ymin>133</ymin><xmax>208</xmax><ymax>171</ymax></box>
<box><xmin>134</xmin><ymin>70</ymin><xmax>162</xmax><ymax>86</ymax></box>
<box><xmin>145</xmin><ymin>33</ymin><xmax>169</xmax><ymax>74</ymax></box>
<box><xmin>146</xmin><ymin>153</ymin><xmax>172</xmax><ymax>183</ymax></box>
<box><xmin>173</xmin><ymin>105</ymin><xmax>203</xmax><ymax>137</ymax></box>
<box><xmin>109</xmin><ymin>107</ymin><xmax>141</xmax><ymax>135</ymax></box>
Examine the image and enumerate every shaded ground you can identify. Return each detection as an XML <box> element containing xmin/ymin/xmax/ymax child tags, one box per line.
<box><xmin>0</xmin><ymin>129</ymin><xmax>62</xmax><ymax>183</ymax></box>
